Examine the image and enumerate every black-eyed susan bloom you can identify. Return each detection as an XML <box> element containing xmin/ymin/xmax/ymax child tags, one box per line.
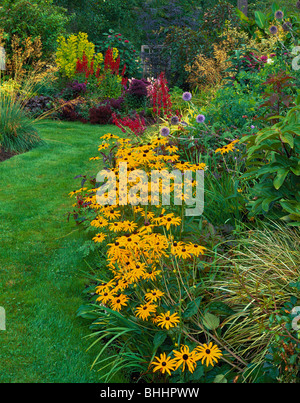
<box><xmin>108</xmin><ymin>221</ymin><xmax>124</xmax><ymax>233</ymax></box>
<box><xmin>172</xmin><ymin>345</ymin><xmax>198</xmax><ymax>373</ymax></box>
<box><xmin>135</xmin><ymin>302</ymin><xmax>157</xmax><ymax>321</ymax></box>
<box><xmin>142</xmin><ymin>267</ymin><xmax>161</xmax><ymax>281</ymax></box>
<box><xmin>186</xmin><ymin>242</ymin><xmax>206</xmax><ymax>257</ymax></box>
<box><xmin>164</xmin><ymin>215</ymin><xmax>181</xmax><ymax>231</ymax></box>
<box><xmin>122</xmin><ymin>220</ymin><xmax>138</xmax><ymax>233</ymax></box>
<box><xmin>102</xmin><ymin>208</ymin><xmax>121</xmax><ymax>221</ymax></box>
<box><xmin>95</xmin><ymin>279</ymin><xmax>116</xmax><ymax>294</ymax></box>
<box><xmin>90</xmin><ymin>216</ymin><xmax>109</xmax><ymax>228</ymax></box>
<box><xmin>96</xmin><ymin>289</ymin><xmax>116</xmax><ymax>304</ymax></box>
<box><xmin>195</xmin><ymin>342</ymin><xmax>222</xmax><ymax>367</ymax></box>
<box><xmin>145</xmin><ymin>289</ymin><xmax>164</xmax><ymax>303</ymax></box>
<box><xmin>92</xmin><ymin>233</ymin><xmax>107</xmax><ymax>243</ymax></box>
<box><xmin>172</xmin><ymin>245</ymin><xmax>191</xmax><ymax>260</ymax></box>
<box><xmin>156</xmin><ymin>311</ymin><xmax>180</xmax><ymax>330</ymax></box>
<box><xmin>98</xmin><ymin>143</ymin><xmax>110</xmax><ymax>151</ymax></box>
<box><xmin>101</xmin><ymin>133</ymin><xmax>120</xmax><ymax>140</ymax></box>
<box><xmin>151</xmin><ymin>353</ymin><xmax>177</xmax><ymax>376</ymax></box>
<box><xmin>110</xmin><ymin>294</ymin><xmax>129</xmax><ymax>312</ymax></box>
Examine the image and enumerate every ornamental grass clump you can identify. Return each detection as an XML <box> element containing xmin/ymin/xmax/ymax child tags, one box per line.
<box><xmin>203</xmin><ymin>221</ymin><xmax>300</xmax><ymax>382</ymax></box>
<box><xmin>0</xmin><ymin>86</ymin><xmax>43</xmax><ymax>153</ymax></box>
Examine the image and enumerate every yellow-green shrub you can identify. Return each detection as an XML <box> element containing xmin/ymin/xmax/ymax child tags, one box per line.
<box><xmin>56</xmin><ymin>32</ymin><xmax>95</xmax><ymax>79</ymax></box>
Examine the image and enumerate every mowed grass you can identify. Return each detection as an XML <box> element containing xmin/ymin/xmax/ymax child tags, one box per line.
<box><xmin>0</xmin><ymin>120</ymin><xmax>126</xmax><ymax>383</ymax></box>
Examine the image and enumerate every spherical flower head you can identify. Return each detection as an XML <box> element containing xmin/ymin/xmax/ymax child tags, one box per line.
<box><xmin>269</xmin><ymin>25</ymin><xmax>278</xmax><ymax>35</ymax></box>
<box><xmin>182</xmin><ymin>91</ymin><xmax>192</xmax><ymax>101</ymax></box>
<box><xmin>170</xmin><ymin>116</ymin><xmax>179</xmax><ymax>125</ymax></box>
<box><xmin>250</xmin><ymin>125</ymin><xmax>255</xmax><ymax>129</ymax></box>
<box><xmin>275</xmin><ymin>10</ymin><xmax>284</xmax><ymax>19</ymax></box>
<box><xmin>196</xmin><ymin>114</ymin><xmax>205</xmax><ymax>123</ymax></box>
<box><xmin>160</xmin><ymin>126</ymin><xmax>170</xmax><ymax>137</ymax></box>
<box><xmin>282</xmin><ymin>22</ymin><xmax>292</xmax><ymax>31</ymax></box>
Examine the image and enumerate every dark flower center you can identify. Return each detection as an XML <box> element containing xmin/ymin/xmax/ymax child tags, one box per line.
<box><xmin>182</xmin><ymin>354</ymin><xmax>189</xmax><ymax>360</ymax></box>
<box><xmin>206</xmin><ymin>349</ymin><xmax>211</xmax><ymax>354</ymax></box>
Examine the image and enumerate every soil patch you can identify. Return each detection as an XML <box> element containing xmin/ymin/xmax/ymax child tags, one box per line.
<box><xmin>0</xmin><ymin>147</ymin><xmax>18</xmax><ymax>163</ymax></box>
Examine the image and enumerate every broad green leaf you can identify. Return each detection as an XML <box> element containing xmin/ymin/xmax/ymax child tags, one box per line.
<box><xmin>280</xmin><ymin>132</ymin><xmax>294</xmax><ymax>148</ymax></box>
<box><xmin>255</xmin><ymin>11</ymin><xmax>266</xmax><ymax>29</ymax></box>
<box><xmin>235</xmin><ymin>8</ymin><xmax>249</xmax><ymax>22</ymax></box>
<box><xmin>202</xmin><ymin>312</ymin><xmax>220</xmax><ymax>330</ymax></box>
<box><xmin>207</xmin><ymin>301</ymin><xmax>235</xmax><ymax>316</ymax></box>
<box><xmin>271</xmin><ymin>3</ymin><xmax>280</xmax><ymax>14</ymax></box>
<box><xmin>262</xmin><ymin>196</ymin><xmax>279</xmax><ymax>212</ymax></box>
<box><xmin>153</xmin><ymin>331</ymin><xmax>167</xmax><ymax>351</ymax></box>
<box><xmin>290</xmin><ymin>165</ymin><xmax>300</xmax><ymax>176</ymax></box>
<box><xmin>182</xmin><ymin>296</ymin><xmax>202</xmax><ymax>319</ymax></box>
<box><xmin>273</xmin><ymin>168</ymin><xmax>289</xmax><ymax>190</ymax></box>
<box><xmin>214</xmin><ymin>374</ymin><xmax>227</xmax><ymax>383</ymax></box>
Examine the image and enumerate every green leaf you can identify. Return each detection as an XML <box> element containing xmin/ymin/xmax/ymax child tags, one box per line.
<box><xmin>188</xmin><ymin>363</ymin><xmax>205</xmax><ymax>381</ymax></box>
<box><xmin>207</xmin><ymin>301</ymin><xmax>235</xmax><ymax>316</ymax></box>
<box><xmin>280</xmin><ymin>132</ymin><xmax>294</xmax><ymax>148</ymax></box>
<box><xmin>262</xmin><ymin>196</ymin><xmax>279</xmax><ymax>212</ymax></box>
<box><xmin>202</xmin><ymin>312</ymin><xmax>220</xmax><ymax>330</ymax></box>
<box><xmin>182</xmin><ymin>296</ymin><xmax>202</xmax><ymax>319</ymax></box>
<box><xmin>153</xmin><ymin>331</ymin><xmax>167</xmax><ymax>351</ymax></box>
<box><xmin>255</xmin><ymin>11</ymin><xmax>267</xmax><ymax>29</ymax></box>
<box><xmin>273</xmin><ymin>168</ymin><xmax>289</xmax><ymax>190</ymax></box>
<box><xmin>214</xmin><ymin>374</ymin><xmax>227</xmax><ymax>383</ymax></box>
<box><xmin>271</xmin><ymin>3</ymin><xmax>280</xmax><ymax>15</ymax></box>
<box><xmin>290</xmin><ymin>164</ymin><xmax>300</xmax><ymax>176</ymax></box>
<box><xmin>236</xmin><ymin>7</ymin><xmax>249</xmax><ymax>22</ymax></box>
<box><xmin>76</xmin><ymin>305</ymin><xmax>99</xmax><ymax>320</ymax></box>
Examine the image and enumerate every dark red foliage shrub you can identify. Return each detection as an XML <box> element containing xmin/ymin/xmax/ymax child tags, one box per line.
<box><xmin>89</xmin><ymin>104</ymin><xmax>112</xmax><ymax>124</ymax></box>
<box><xmin>60</xmin><ymin>103</ymin><xmax>80</xmax><ymax>121</ymax></box>
<box><xmin>128</xmin><ymin>79</ymin><xmax>148</xmax><ymax>98</ymax></box>
<box><xmin>108</xmin><ymin>96</ymin><xmax>125</xmax><ymax>110</ymax></box>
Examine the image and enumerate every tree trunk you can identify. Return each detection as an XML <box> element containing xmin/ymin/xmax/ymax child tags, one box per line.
<box><xmin>237</xmin><ymin>0</ymin><xmax>248</xmax><ymax>16</ymax></box>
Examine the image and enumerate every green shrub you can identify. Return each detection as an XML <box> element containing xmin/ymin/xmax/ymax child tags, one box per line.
<box><xmin>241</xmin><ymin>105</ymin><xmax>300</xmax><ymax>225</ymax></box>
<box><xmin>0</xmin><ymin>0</ymin><xmax>69</xmax><ymax>59</ymax></box>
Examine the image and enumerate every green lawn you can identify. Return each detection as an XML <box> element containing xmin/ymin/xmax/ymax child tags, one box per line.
<box><xmin>0</xmin><ymin>120</ymin><xmax>125</xmax><ymax>383</ymax></box>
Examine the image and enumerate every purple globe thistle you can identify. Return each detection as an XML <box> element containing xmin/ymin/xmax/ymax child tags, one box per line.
<box><xmin>196</xmin><ymin>114</ymin><xmax>205</xmax><ymax>123</ymax></box>
<box><xmin>160</xmin><ymin>126</ymin><xmax>170</xmax><ymax>137</ymax></box>
<box><xmin>282</xmin><ymin>21</ymin><xmax>292</xmax><ymax>31</ymax></box>
<box><xmin>182</xmin><ymin>91</ymin><xmax>192</xmax><ymax>101</ymax></box>
<box><xmin>170</xmin><ymin>116</ymin><xmax>179</xmax><ymax>125</ymax></box>
<box><xmin>275</xmin><ymin>10</ymin><xmax>284</xmax><ymax>19</ymax></box>
<box><xmin>269</xmin><ymin>25</ymin><xmax>278</xmax><ymax>35</ymax></box>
